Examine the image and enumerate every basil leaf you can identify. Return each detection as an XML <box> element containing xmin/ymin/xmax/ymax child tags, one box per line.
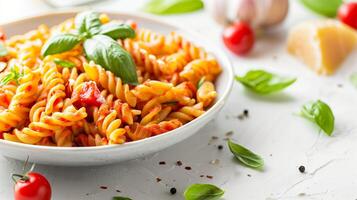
<box><xmin>112</xmin><ymin>196</ymin><xmax>132</xmax><ymax>200</ymax></box>
<box><xmin>84</xmin><ymin>35</ymin><xmax>138</xmax><ymax>85</ymax></box>
<box><xmin>184</xmin><ymin>184</ymin><xmax>224</xmax><ymax>200</ymax></box>
<box><xmin>0</xmin><ymin>43</ymin><xmax>8</xmax><ymax>57</ymax></box>
<box><xmin>301</xmin><ymin>100</ymin><xmax>335</xmax><ymax>136</ymax></box>
<box><xmin>350</xmin><ymin>73</ymin><xmax>357</xmax><ymax>88</ymax></box>
<box><xmin>54</xmin><ymin>58</ymin><xmax>76</xmax><ymax>68</ymax></box>
<box><xmin>197</xmin><ymin>77</ymin><xmax>205</xmax><ymax>89</ymax></box>
<box><xmin>41</xmin><ymin>34</ymin><xmax>82</xmax><ymax>57</ymax></box>
<box><xmin>235</xmin><ymin>70</ymin><xmax>296</xmax><ymax>94</ymax></box>
<box><xmin>75</xmin><ymin>11</ymin><xmax>102</xmax><ymax>37</ymax></box>
<box><xmin>144</xmin><ymin>0</ymin><xmax>204</xmax><ymax>15</ymax></box>
<box><xmin>228</xmin><ymin>140</ymin><xmax>264</xmax><ymax>169</ymax></box>
<box><xmin>100</xmin><ymin>23</ymin><xmax>136</xmax><ymax>40</ymax></box>
<box><xmin>300</xmin><ymin>0</ymin><xmax>342</xmax><ymax>17</ymax></box>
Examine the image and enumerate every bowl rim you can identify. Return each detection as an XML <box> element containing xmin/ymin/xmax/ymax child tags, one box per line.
<box><xmin>0</xmin><ymin>9</ymin><xmax>234</xmax><ymax>152</ymax></box>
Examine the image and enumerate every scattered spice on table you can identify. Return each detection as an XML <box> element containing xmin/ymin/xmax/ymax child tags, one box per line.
<box><xmin>176</xmin><ymin>161</ymin><xmax>182</xmax><ymax>166</ymax></box>
<box><xmin>210</xmin><ymin>159</ymin><xmax>220</xmax><ymax>165</ymax></box>
<box><xmin>200</xmin><ymin>175</ymin><xmax>204</xmax><ymax>177</ymax></box>
<box><xmin>156</xmin><ymin>178</ymin><xmax>162</xmax><ymax>182</ymax></box>
<box><xmin>185</xmin><ymin>166</ymin><xmax>192</xmax><ymax>170</ymax></box>
<box><xmin>298</xmin><ymin>165</ymin><xmax>306</xmax><ymax>173</ymax></box>
<box><xmin>237</xmin><ymin>109</ymin><xmax>249</xmax><ymax>120</ymax></box>
<box><xmin>247</xmin><ymin>174</ymin><xmax>251</xmax><ymax>177</ymax></box>
<box><xmin>170</xmin><ymin>187</ymin><xmax>177</xmax><ymax>195</ymax></box>
<box><xmin>159</xmin><ymin>161</ymin><xmax>166</xmax><ymax>165</ymax></box>
<box><xmin>206</xmin><ymin>175</ymin><xmax>213</xmax><ymax>179</ymax></box>
<box><xmin>337</xmin><ymin>84</ymin><xmax>343</xmax><ymax>88</ymax></box>
<box><xmin>116</xmin><ymin>190</ymin><xmax>121</xmax><ymax>193</ymax></box>
<box><xmin>100</xmin><ymin>186</ymin><xmax>108</xmax><ymax>190</ymax></box>
<box><xmin>225</xmin><ymin>131</ymin><xmax>233</xmax><ymax>137</ymax></box>
<box><xmin>218</xmin><ymin>145</ymin><xmax>223</xmax><ymax>150</ymax></box>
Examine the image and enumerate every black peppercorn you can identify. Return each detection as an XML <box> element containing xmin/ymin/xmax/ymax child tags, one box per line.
<box><xmin>243</xmin><ymin>109</ymin><xmax>249</xmax><ymax>116</ymax></box>
<box><xmin>170</xmin><ymin>187</ymin><xmax>177</xmax><ymax>195</ymax></box>
<box><xmin>218</xmin><ymin>145</ymin><xmax>223</xmax><ymax>150</ymax></box>
<box><xmin>298</xmin><ymin>165</ymin><xmax>305</xmax><ymax>173</ymax></box>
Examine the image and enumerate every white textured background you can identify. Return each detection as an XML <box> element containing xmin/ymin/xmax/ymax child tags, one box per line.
<box><xmin>1</xmin><ymin>0</ymin><xmax>357</xmax><ymax>199</ymax></box>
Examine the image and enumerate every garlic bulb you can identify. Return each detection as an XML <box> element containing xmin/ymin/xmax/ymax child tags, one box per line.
<box><xmin>237</xmin><ymin>0</ymin><xmax>289</xmax><ymax>28</ymax></box>
<box><xmin>207</xmin><ymin>0</ymin><xmax>289</xmax><ymax>28</ymax></box>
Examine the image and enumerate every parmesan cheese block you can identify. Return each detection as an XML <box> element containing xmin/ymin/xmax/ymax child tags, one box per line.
<box><xmin>287</xmin><ymin>20</ymin><xmax>357</xmax><ymax>75</ymax></box>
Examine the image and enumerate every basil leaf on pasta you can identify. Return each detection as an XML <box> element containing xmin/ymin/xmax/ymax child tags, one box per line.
<box><xmin>41</xmin><ymin>34</ymin><xmax>82</xmax><ymax>57</ymax></box>
<box><xmin>235</xmin><ymin>70</ymin><xmax>296</xmax><ymax>94</ymax></box>
<box><xmin>112</xmin><ymin>196</ymin><xmax>132</xmax><ymax>200</ymax></box>
<box><xmin>144</xmin><ymin>0</ymin><xmax>204</xmax><ymax>15</ymax></box>
<box><xmin>75</xmin><ymin>11</ymin><xmax>102</xmax><ymax>37</ymax></box>
<box><xmin>0</xmin><ymin>43</ymin><xmax>8</xmax><ymax>57</ymax></box>
<box><xmin>84</xmin><ymin>35</ymin><xmax>138</xmax><ymax>85</ymax></box>
<box><xmin>301</xmin><ymin>100</ymin><xmax>335</xmax><ymax>136</ymax></box>
<box><xmin>228</xmin><ymin>139</ymin><xmax>264</xmax><ymax>169</ymax></box>
<box><xmin>184</xmin><ymin>184</ymin><xmax>224</xmax><ymax>200</ymax></box>
<box><xmin>54</xmin><ymin>58</ymin><xmax>76</xmax><ymax>68</ymax></box>
<box><xmin>100</xmin><ymin>23</ymin><xmax>136</xmax><ymax>40</ymax></box>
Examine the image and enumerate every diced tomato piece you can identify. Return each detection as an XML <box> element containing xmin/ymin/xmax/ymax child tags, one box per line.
<box><xmin>126</xmin><ymin>20</ymin><xmax>137</xmax><ymax>30</ymax></box>
<box><xmin>73</xmin><ymin>81</ymin><xmax>104</xmax><ymax>107</ymax></box>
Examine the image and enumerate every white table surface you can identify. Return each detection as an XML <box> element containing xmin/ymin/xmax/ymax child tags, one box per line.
<box><xmin>1</xmin><ymin>0</ymin><xmax>357</xmax><ymax>199</ymax></box>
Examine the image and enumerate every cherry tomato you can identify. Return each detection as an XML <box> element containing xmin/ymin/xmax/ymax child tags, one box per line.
<box><xmin>73</xmin><ymin>81</ymin><xmax>104</xmax><ymax>107</ymax></box>
<box><xmin>222</xmin><ymin>22</ymin><xmax>255</xmax><ymax>55</ymax></box>
<box><xmin>0</xmin><ymin>29</ymin><xmax>5</xmax><ymax>41</ymax></box>
<box><xmin>14</xmin><ymin>172</ymin><xmax>51</xmax><ymax>200</ymax></box>
<box><xmin>338</xmin><ymin>2</ymin><xmax>357</xmax><ymax>30</ymax></box>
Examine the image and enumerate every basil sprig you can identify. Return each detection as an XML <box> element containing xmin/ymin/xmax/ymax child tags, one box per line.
<box><xmin>112</xmin><ymin>196</ymin><xmax>132</xmax><ymax>200</ymax></box>
<box><xmin>100</xmin><ymin>23</ymin><xmax>136</xmax><ymax>40</ymax></box>
<box><xmin>184</xmin><ymin>184</ymin><xmax>224</xmax><ymax>200</ymax></box>
<box><xmin>300</xmin><ymin>0</ymin><xmax>342</xmax><ymax>17</ymax></box>
<box><xmin>235</xmin><ymin>70</ymin><xmax>296</xmax><ymax>94</ymax></box>
<box><xmin>301</xmin><ymin>100</ymin><xmax>335</xmax><ymax>136</ymax></box>
<box><xmin>41</xmin><ymin>11</ymin><xmax>138</xmax><ymax>85</ymax></box>
<box><xmin>144</xmin><ymin>0</ymin><xmax>204</xmax><ymax>15</ymax></box>
<box><xmin>75</xmin><ymin>11</ymin><xmax>102</xmax><ymax>37</ymax></box>
<box><xmin>0</xmin><ymin>43</ymin><xmax>8</xmax><ymax>57</ymax></box>
<box><xmin>0</xmin><ymin>67</ymin><xmax>24</xmax><ymax>86</ymax></box>
<box><xmin>228</xmin><ymin>139</ymin><xmax>264</xmax><ymax>169</ymax></box>
<box><xmin>41</xmin><ymin>34</ymin><xmax>82</xmax><ymax>57</ymax></box>
<box><xmin>53</xmin><ymin>58</ymin><xmax>76</xmax><ymax>68</ymax></box>
<box><xmin>84</xmin><ymin>35</ymin><xmax>138</xmax><ymax>85</ymax></box>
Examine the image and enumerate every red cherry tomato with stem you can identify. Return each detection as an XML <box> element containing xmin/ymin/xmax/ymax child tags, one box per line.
<box><xmin>13</xmin><ymin>172</ymin><xmax>52</xmax><ymax>200</ymax></box>
<box><xmin>222</xmin><ymin>21</ymin><xmax>255</xmax><ymax>55</ymax></box>
<box><xmin>338</xmin><ymin>2</ymin><xmax>357</xmax><ymax>30</ymax></box>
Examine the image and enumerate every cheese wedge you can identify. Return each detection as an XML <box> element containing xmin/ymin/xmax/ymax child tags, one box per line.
<box><xmin>287</xmin><ymin>20</ymin><xmax>357</xmax><ymax>75</ymax></box>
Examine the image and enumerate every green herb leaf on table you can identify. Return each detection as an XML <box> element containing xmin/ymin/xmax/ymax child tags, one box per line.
<box><xmin>100</xmin><ymin>23</ymin><xmax>136</xmax><ymax>40</ymax></box>
<box><xmin>112</xmin><ymin>196</ymin><xmax>132</xmax><ymax>200</ymax></box>
<box><xmin>53</xmin><ymin>58</ymin><xmax>76</xmax><ymax>68</ymax></box>
<box><xmin>228</xmin><ymin>139</ymin><xmax>264</xmax><ymax>169</ymax></box>
<box><xmin>0</xmin><ymin>67</ymin><xmax>23</xmax><ymax>86</ymax></box>
<box><xmin>41</xmin><ymin>34</ymin><xmax>82</xmax><ymax>57</ymax></box>
<box><xmin>144</xmin><ymin>0</ymin><xmax>204</xmax><ymax>15</ymax></box>
<box><xmin>300</xmin><ymin>0</ymin><xmax>342</xmax><ymax>17</ymax></box>
<box><xmin>350</xmin><ymin>73</ymin><xmax>357</xmax><ymax>88</ymax></box>
<box><xmin>235</xmin><ymin>70</ymin><xmax>296</xmax><ymax>94</ymax></box>
<box><xmin>184</xmin><ymin>184</ymin><xmax>224</xmax><ymax>200</ymax></box>
<box><xmin>75</xmin><ymin>11</ymin><xmax>102</xmax><ymax>37</ymax></box>
<box><xmin>84</xmin><ymin>35</ymin><xmax>139</xmax><ymax>85</ymax></box>
<box><xmin>300</xmin><ymin>100</ymin><xmax>335</xmax><ymax>136</ymax></box>
<box><xmin>0</xmin><ymin>43</ymin><xmax>8</xmax><ymax>57</ymax></box>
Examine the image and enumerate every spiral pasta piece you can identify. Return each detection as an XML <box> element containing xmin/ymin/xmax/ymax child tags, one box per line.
<box><xmin>84</xmin><ymin>61</ymin><xmax>137</xmax><ymax>107</ymax></box>
<box><xmin>197</xmin><ymin>81</ymin><xmax>217</xmax><ymax>107</ymax></box>
<box><xmin>179</xmin><ymin>59</ymin><xmax>221</xmax><ymax>85</ymax></box>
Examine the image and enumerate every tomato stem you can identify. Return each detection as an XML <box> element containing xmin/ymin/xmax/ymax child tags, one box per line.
<box><xmin>11</xmin><ymin>173</ymin><xmax>29</xmax><ymax>183</ymax></box>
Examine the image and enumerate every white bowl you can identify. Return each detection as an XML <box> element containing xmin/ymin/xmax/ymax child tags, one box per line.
<box><xmin>0</xmin><ymin>11</ymin><xmax>233</xmax><ymax>166</ymax></box>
